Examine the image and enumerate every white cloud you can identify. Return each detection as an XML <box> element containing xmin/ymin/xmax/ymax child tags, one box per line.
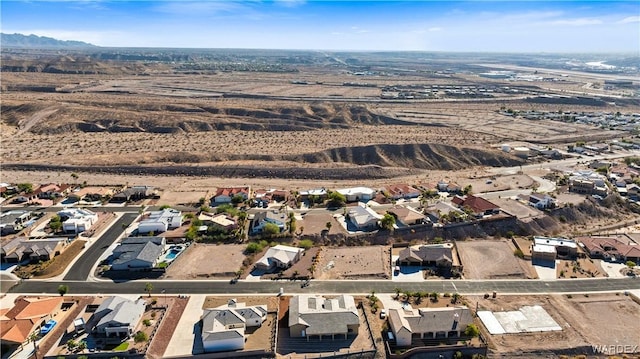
<box><xmin>273</xmin><ymin>0</ymin><xmax>306</xmax><ymax>8</ymax></box>
<box><xmin>617</xmin><ymin>16</ymin><xmax>640</xmax><ymax>24</ymax></box>
<box><xmin>153</xmin><ymin>1</ymin><xmax>246</xmax><ymax>15</ymax></box>
<box><xmin>551</xmin><ymin>18</ymin><xmax>603</xmax><ymax>26</ymax></box>
<box><xmin>428</xmin><ymin>27</ymin><xmax>442</xmax><ymax>32</ymax></box>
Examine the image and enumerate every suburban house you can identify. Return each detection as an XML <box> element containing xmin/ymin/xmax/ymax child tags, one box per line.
<box><xmin>111</xmin><ymin>185</ymin><xmax>155</xmax><ymax>203</ymax></box>
<box><xmin>212</xmin><ymin>187</ymin><xmax>251</xmax><ymax>204</ymax></box>
<box><xmin>137</xmin><ymin>208</ymin><xmax>182</xmax><ymax>234</ymax></box>
<box><xmin>577</xmin><ymin>235</ymin><xmax>640</xmax><ymax>263</ymax></box>
<box><xmin>34</xmin><ymin>183</ymin><xmax>71</xmax><ymax>200</ymax></box>
<box><xmin>0</xmin><ymin>297</ymin><xmax>64</xmax><ymax>348</ymax></box>
<box><xmin>57</xmin><ymin>208</ymin><xmax>98</xmax><ymax>234</ymax></box>
<box><xmin>451</xmin><ymin>195</ymin><xmax>500</xmax><ymax>217</ymax></box>
<box><xmin>347</xmin><ymin>202</ymin><xmax>382</xmax><ymax>231</ymax></box>
<box><xmin>384</xmin><ymin>184</ymin><xmax>421</xmax><ymax>200</ymax></box>
<box><xmin>1</xmin><ymin>237</ymin><xmax>68</xmax><ymax>263</ymax></box>
<box><xmin>437</xmin><ymin>181</ymin><xmax>461</xmax><ymax>193</ymax></box>
<box><xmin>569</xmin><ymin>171</ymin><xmax>608</xmax><ymax>196</ymax></box>
<box><xmin>90</xmin><ymin>296</ymin><xmax>146</xmax><ymax>338</ymax></box>
<box><xmin>0</xmin><ymin>210</ymin><xmax>32</xmax><ymax>235</ymax></box>
<box><xmin>299</xmin><ymin>188</ymin><xmax>328</xmax><ymax>201</ymax></box>
<box><xmin>425</xmin><ymin>202</ymin><xmax>465</xmax><ymax>222</ymax></box>
<box><xmin>253</xmin><ymin>189</ymin><xmax>288</xmax><ymax>203</ymax></box>
<box><xmin>255</xmin><ymin>245</ymin><xmax>304</xmax><ymax>272</ymax></box>
<box><xmin>288</xmin><ymin>295</ymin><xmax>360</xmax><ymax>340</ymax></box>
<box><xmin>396</xmin><ymin>243</ymin><xmax>459</xmax><ymax>270</ymax></box>
<box><xmin>67</xmin><ymin>187</ymin><xmax>114</xmax><ymax>203</ymax></box>
<box><xmin>387</xmin><ymin>205</ymin><xmax>429</xmax><ymax>226</ymax></box>
<box><xmin>531</xmin><ymin>236</ymin><xmax>578</xmax><ymax>261</ymax></box>
<box><xmin>110</xmin><ymin>237</ymin><xmax>166</xmax><ymax>271</ymax></box>
<box><xmin>198</xmin><ymin>212</ymin><xmax>238</xmax><ymax>232</ymax></box>
<box><xmin>388</xmin><ymin>306</ymin><xmax>473</xmax><ymax>346</ymax></box>
<box><xmin>527</xmin><ymin>193</ymin><xmax>556</xmax><ymax>209</ymax></box>
<box><xmin>201</xmin><ymin>299</ymin><xmax>267</xmax><ymax>353</ymax></box>
<box><xmin>337</xmin><ymin>187</ymin><xmax>376</xmax><ymax>202</ymax></box>
<box><xmin>249</xmin><ymin>211</ymin><xmax>286</xmax><ymax>235</ymax></box>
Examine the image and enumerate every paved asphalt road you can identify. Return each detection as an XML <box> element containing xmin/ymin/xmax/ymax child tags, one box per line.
<box><xmin>62</xmin><ymin>213</ymin><xmax>138</xmax><ymax>281</ymax></box>
<box><xmin>11</xmin><ymin>277</ymin><xmax>640</xmax><ymax>296</ymax></box>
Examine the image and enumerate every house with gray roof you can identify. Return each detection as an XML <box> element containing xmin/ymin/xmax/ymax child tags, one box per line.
<box><xmin>288</xmin><ymin>295</ymin><xmax>359</xmax><ymax>340</ymax></box>
<box><xmin>1</xmin><ymin>237</ymin><xmax>68</xmax><ymax>263</ymax></box>
<box><xmin>110</xmin><ymin>237</ymin><xmax>165</xmax><ymax>271</ymax></box>
<box><xmin>397</xmin><ymin>243</ymin><xmax>458</xmax><ymax>269</ymax></box>
<box><xmin>388</xmin><ymin>306</ymin><xmax>473</xmax><ymax>346</ymax></box>
<box><xmin>250</xmin><ymin>211</ymin><xmax>286</xmax><ymax>235</ymax></box>
<box><xmin>91</xmin><ymin>296</ymin><xmax>146</xmax><ymax>338</ymax></box>
<box><xmin>201</xmin><ymin>299</ymin><xmax>267</xmax><ymax>353</ymax></box>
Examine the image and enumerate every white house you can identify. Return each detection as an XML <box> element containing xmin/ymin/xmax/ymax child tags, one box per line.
<box><xmin>57</xmin><ymin>208</ymin><xmax>98</xmax><ymax>234</ymax></box>
<box><xmin>201</xmin><ymin>299</ymin><xmax>267</xmax><ymax>353</ymax></box>
<box><xmin>528</xmin><ymin>194</ymin><xmax>556</xmax><ymax>210</ymax></box>
<box><xmin>255</xmin><ymin>245</ymin><xmax>304</xmax><ymax>271</ymax></box>
<box><xmin>347</xmin><ymin>202</ymin><xmax>382</xmax><ymax>230</ymax></box>
<box><xmin>337</xmin><ymin>187</ymin><xmax>376</xmax><ymax>202</ymax></box>
<box><xmin>138</xmin><ymin>208</ymin><xmax>182</xmax><ymax>234</ymax></box>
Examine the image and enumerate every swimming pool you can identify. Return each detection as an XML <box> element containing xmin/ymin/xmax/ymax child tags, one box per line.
<box><xmin>165</xmin><ymin>249</ymin><xmax>181</xmax><ymax>260</ymax></box>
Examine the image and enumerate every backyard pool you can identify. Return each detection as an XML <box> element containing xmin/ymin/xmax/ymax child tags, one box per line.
<box><xmin>165</xmin><ymin>248</ymin><xmax>181</xmax><ymax>260</ymax></box>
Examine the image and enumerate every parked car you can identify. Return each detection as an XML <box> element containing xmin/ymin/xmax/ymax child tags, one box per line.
<box><xmin>379</xmin><ymin>309</ymin><xmax>387</xmax><ymax>319</ymax></box>
<box><xmin>40</xmin><ymin>319</ymin><xmax>57</xmax><ymax>335</ymax></box>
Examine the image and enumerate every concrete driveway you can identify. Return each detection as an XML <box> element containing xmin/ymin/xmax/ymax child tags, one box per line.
<box><xmin>163</xmin><ymin>294</ymin><xmax>206</xmax><ymax>356</ymax></box>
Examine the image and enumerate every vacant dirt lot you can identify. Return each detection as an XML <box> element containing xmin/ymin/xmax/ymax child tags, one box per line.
<box><xmin>315</xmin><ymin>246</ymin><xmax>391</xmax><ymax>279</ymax></box>
<box><xmin>457</xmin><ymin>240</ymin><xmax>536</xmax><ymax>279</ymax></box>
<box><xmin>493</xmin><ymin>198</ymin><xmax>544</xmax><ymax>220</ymax></box>
<box><xmin>470</xmin><ymin>294</ymin><xmax>640</xmax><ymax>357</ymax></box>
<box><xmin>163</xmin><ymin>243</ymin><xmax>246</xmax><ymax>279</ymax></box>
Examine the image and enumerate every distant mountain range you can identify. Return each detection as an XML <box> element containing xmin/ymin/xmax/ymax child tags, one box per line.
<box><xmin>1</xmin><ymin>33</ymin><xmax>97</xmax><ymax>48</ymax></box>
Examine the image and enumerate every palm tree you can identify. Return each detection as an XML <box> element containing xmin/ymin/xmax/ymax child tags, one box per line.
<box><xmin>394</xmin><ymin>287</ymin><xmax>402</xmax><ymax>300</ymax></box>
<box><xmin>28</xmin><ymin>332</ymin><xmax>39</xmax><ymax>359</ymax></box>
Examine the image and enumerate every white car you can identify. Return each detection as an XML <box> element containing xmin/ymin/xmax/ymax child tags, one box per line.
<box><xmin>379</xmin><ymin>309</ymin><xmax>387</xmax><ymax>319</ymax></box>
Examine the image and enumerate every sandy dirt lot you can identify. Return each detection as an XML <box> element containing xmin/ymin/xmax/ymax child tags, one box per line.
<box><xmin>556</xmin><ymin>258</ymin><xmax>606</xmax><ymax>279</ymax></box>
<box><xmin>164</xmin><ymin>243</ymin><xmax>246</xmax><ymax>279</ymax></box>
<box><xmin>470</xmin><ymin>293</ymin><xmax>640</xmax><ymax>357</ymax></box>
<box><xmin>315</xmin><ymin>246</ymin><xmax>391</xmax><ymax>279</ymax></box>
<box><xmin>457</xmin><ymin>240</ymin><xmax>536</xmax><ymax>279</ymax></box>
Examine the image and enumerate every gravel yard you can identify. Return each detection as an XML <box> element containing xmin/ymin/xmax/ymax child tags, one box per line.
<box><xmin>470</xmin><ymin>293</ymin><xmax>640</xmax><ymax>357</ymax></box>
<box><xmin>457</xmin><ymin>240</ymin><xmax>536</xmax><ymax>279</ymax></box>
<box><xmin>315</xmin><ymin>246</ymin><xmax>391</xmax><ymax>279</ymax></box>
<box><xmin>163</xmin><ymin>243</ymin><xmax>247</xmax><ymax>279</ymax></box>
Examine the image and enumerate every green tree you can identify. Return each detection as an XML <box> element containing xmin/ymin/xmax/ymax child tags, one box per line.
<box><xmin>326</xmin><ymin>191</ymin><xmax>346</xmax><ymax>207</ymax></box>
<box><xmin>49</xmin><ymin>215</ymin><xmax>63</xmax><ymax>233</ymax></box>
<box><xmin>77</xmin><ymin>341</ymin><xmax>87</xmax><ymax>351</ymax></box>
<box><xmin>325</xmin><ymin>221</ymin><xmax>332</xmax><ymax>231</ymax></box>
<box><xmin>57</xmin><ymin>284</ymin><xmax>68</xmax><ymax>296</ymax></box>
<box><xmin>263</xmin><ymin>222</ymin><xmax>281</xmax><ymax>235</ymax></box>
<box><xmin>159</xmin><ymin>204</ymin><xmax>171</xmax><ymax>210</ymax></box>
<box><xmin>17</xmin><ymin>183</ymin><xmax>33</xmax><ymax>193</ymax></box>
<box><xmin>464</xmin><ymin>324</ymin><xmax>480</xmax><ymax>337</ymax></box>
<box><xmin>463</xmin><ymin>184</ymin><xmax>473</xmax><ymax>195</ymax></box>
<box><xmin>231</xmin><ymin>195</ymin><xmax>245</xmax><ymax>205</ymax></box>
<box><xmin>29</xmin><ymin>331</ymin><xmax>39</xmax><ymax>358</ymax></box>
<box><xmin>451</xmin><ymin>293</ymin><xmax>462</xmax><ymax>304</ymax></box>
<box><xmin>380</xmin><ymin>213</ymin><xmax>396</xmax><ymax>230</ymax></box>
<box><xmin>144</xmin><ymin>282</ymin><xmax>153</xmax><ymax>297</ymax></box>
<box><xmin>298</xmin><ymin>239</ymin><xmax>313</xmax><ymax>250</ymax></box>
<box><xmin>245</xmin><ymin>242</ymin><xmax>263</xmax><ymax>254</ymax></box>
<box><xmin>394</xmin><ymin>287</ymin><xmax>402</xmax><ymax>299</ymax></box>
<box><xmin>287</xmin><ymin>212</ymin><xmax>297</xmax><ymax>234</ymax></box>
<box><xmin>429</xmin><ymin>292</ymin><xmax>439</xmax><ymax>302</ymax></box>
<box><xmin>627</xmin><ymin>260</ymin><xmax>637</xmax><ymax>269</ymax></box>
<box><xmin>133</xmin><ymin>331</ymin><xmax>148</xmax><ymax>343</ymax></box>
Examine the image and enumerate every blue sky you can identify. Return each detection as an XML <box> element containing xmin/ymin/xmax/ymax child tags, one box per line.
<box><xmin>1</xmin><ymin>1</ymin><xmax>639</xmax><ymax>52</ymax></box>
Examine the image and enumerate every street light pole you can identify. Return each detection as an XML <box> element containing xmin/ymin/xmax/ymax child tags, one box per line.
<box><xmin>161</xmin><ymin>289</ymin><xmax>166</xmax><ymax>308</ymax></box>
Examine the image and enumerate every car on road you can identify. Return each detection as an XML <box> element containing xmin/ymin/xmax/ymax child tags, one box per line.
<box><xmin>40</xmin><ymin>319</ymin><xmax>57</xmax><ymax>335</ymax></box>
